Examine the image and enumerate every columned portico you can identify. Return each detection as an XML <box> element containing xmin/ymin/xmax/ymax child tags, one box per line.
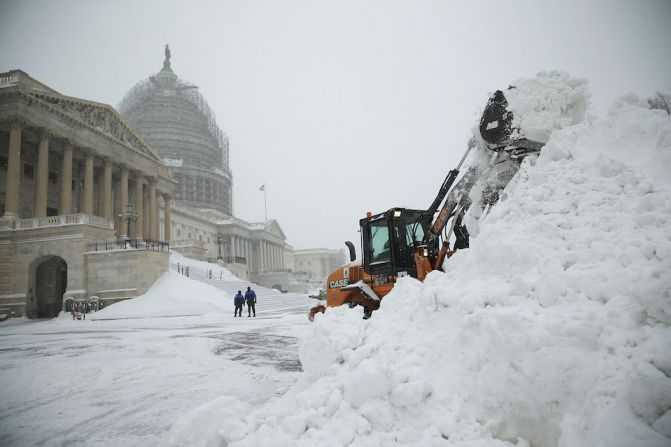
<box><xmin>0</xmin><ymin>69</ymin><xmax>175</xmax><ymax>317</ymax></box>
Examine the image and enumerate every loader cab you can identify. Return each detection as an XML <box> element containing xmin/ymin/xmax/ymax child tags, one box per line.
<box><xmin>360</xmin><ymin>208</ymin><xmax>434</xmax><ymax>279</ymax></box>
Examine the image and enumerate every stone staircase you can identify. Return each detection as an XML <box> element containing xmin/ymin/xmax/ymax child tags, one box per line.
<box><xmin>196</xmin><ymin>277</ymin><xmax>316</xmax><ymax>318</ymax></box>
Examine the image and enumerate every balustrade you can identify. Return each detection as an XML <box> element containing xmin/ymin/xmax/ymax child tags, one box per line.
<box><xmin>14</xmin><ymin>214</ymin><xmax>114</xmax><ymax>230</ymax></box>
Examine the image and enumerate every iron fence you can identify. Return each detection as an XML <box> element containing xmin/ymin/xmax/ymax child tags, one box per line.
<box><xmin>206</xmin><ymin>256</ymin><xmax>247</xmax><ymax>264</ymax></box>
<box><xmin>87</xmin><ymin>239</ymin><xmax>170</xmax><ymax>252</ymax></box>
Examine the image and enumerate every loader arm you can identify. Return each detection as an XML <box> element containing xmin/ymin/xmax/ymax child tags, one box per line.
<box><xmin>423</xmin><ymin>145</ymin><xmax>474</xmax><ymax>243</ymax></box>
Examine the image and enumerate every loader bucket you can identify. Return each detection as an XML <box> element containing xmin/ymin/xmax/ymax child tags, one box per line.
<box><xmin>479</xmin><ymin>90</ymin><xmax>514</xmax><ymax>147</ymax></box>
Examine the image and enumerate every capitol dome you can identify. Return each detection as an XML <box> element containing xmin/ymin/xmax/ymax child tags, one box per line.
<box><xmin>118</xmin><ymin>45</ymin><xmax>232</xmax><ymax>214</ymax></box>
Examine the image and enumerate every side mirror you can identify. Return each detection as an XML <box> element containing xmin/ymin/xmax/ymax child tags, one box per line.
<box><xmin>345</xmin><ymin>241</ymin><xmax>356</xmax><ymax>262</ymax></box>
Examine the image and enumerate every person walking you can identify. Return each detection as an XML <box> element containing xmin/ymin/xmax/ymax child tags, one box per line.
<box><xmin>244</xmin><ymin>286</ymin><xmax>257</xmax><ymax>317</ymax></box>
<box><xmin>234</xmin><ymin>290</ymin><xmax>244</xmax><ymax>317</ymax></box>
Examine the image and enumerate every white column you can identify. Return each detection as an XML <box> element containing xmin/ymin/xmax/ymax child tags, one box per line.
<box><xmin>3</xmin><ymin>120</ymin><xmax>22</xmax><ymax>218</ymax></box>
<box><xmin>275</xmin><ymin>245</ymin><xmax>279</xmax><ymax>270</ymax></box>
<box><xmin>59</xmin><ymin>141</ymin><xmax>74</xmax><ymax>216</ymax></box>
<box><xmin>163</xmin><ymin>195</ymin><xmax>171</xmax><ymax>242</ymax></box>
<box><xmin>102</xmin><ymin>159</ymin><xmax>113</xmax><ymax>218</ymax></box>
<box><xmin>134</xmin><ymin>176</ymin><xmax>144</xmax><ymax>240</ymax></box>
<box><xmin>271</xmin><ymin>244</ymin><xmax>275</xmax><ymax>270</ymax></box>
<box><xmin>34</xmin><ymin>130</ymin><xmax>50</xmax><ymax>218</ymax></box>
<box><xmin>148</xmin><ymin>179</ymin><xmax>157</xmax><ymax>240</ymax></box>
<box><xmin>261</xmin><ymin>241</ymin><xmax>266</xmax><ymax>271</ymax></box>
<box><xmin>82</xmin><ymin>150</ymin><xmax>94</xmax><ymax>215</ymax></box>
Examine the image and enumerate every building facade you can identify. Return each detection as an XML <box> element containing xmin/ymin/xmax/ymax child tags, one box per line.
<box><xmin>293</xmin><ymin>248</ymin><xmax>346</xmax><ymax>283</ymax></box>
<box><xmin>0</xmin><ymin>70</ymin><xmax>173</xmax><ymax>318</ymax></box>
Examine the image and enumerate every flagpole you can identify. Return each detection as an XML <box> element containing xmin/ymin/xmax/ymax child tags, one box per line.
<box><xmin>264</xmin><ymin>187</ymin><xmax>267</xmax><ymax>222</ymax></box>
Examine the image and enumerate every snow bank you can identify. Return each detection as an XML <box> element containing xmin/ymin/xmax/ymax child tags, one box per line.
<box><xmin>92</xmin><ymin>254</ymin><xmax>238</xmax><ymax>319</ymax></box>
<box><xmin>217</xmin><ymin>76</ymin><xmax>671</xmax><ymax>446</ymax></box>
<box><xmin>92</xmin><ymin>271</ymin><xmax>229</xmax><ymax>319</ymax></box>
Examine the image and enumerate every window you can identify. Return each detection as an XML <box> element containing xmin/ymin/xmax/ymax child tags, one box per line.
<box><xmin>49</xmin><ymin>172</ymin><xmax>58</xmax><ymax>184</ymax></box>
<box><xmin>370</xmin><ymin>221</ymin><xmax>391</xmax><ymax>264</ymax></box>
<box><xmin>390</xmin><ymin>210</ymin><xmax>430</xmax><ymax>271</ymax></box>
<box><xmin>23</xmin><ymin>163</ymin><xmax>34</xmax><ymax>178</ymax></box>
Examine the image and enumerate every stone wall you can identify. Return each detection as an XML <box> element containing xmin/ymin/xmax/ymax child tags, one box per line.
<box><xmin>225</xmin><ymin>262</ymin><xmax>248</xmax><ymax>281</ymax></box>
<box><xmin>85</xmin><ymin>249</ymin><xmax>169</xmax><ymax>303</ymax></box>
<box><xmin>251</xmin><ymin>271</ymin><xmax>290</xmax><ymax>291</ymax></box>
<box><xmin>0</xmin><ymin>222</ymin><xmax>114</xmax><ymax>316</ymax></box>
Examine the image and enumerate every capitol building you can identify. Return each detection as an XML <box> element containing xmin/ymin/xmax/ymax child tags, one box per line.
<box><xmin>0</xmin><ymin>47</ymin><xmax>343</xmax><ymax>319</ymax></box>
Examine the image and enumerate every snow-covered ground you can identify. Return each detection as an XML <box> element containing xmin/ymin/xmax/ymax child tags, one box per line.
<box><xmin>0</xmin><ymin>258</ymin><xmax>316</xmax><ymax>446</ymax></box>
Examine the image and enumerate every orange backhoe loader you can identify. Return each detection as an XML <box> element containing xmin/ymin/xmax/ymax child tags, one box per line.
<box><xmin>309</xmin><ymin>89</ymin><xmax>545</xmax><ymax>320</ymax></box>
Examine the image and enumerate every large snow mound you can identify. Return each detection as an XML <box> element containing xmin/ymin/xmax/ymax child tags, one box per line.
<box><xmin>218</xmin><ymin>81</ymin><xmax>671</xmax><ymax>446</ymax></box>
<box><xmin>92</xmin><ymin>271</ymin><xmax>230</xmax><ymax>319</ymax></box>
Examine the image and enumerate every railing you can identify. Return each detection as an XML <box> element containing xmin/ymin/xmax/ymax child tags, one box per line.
<box><xmin>14</xmin><ymin>214</ymin><xmax>115</xmax><ymax>230</ymax></box>
<box><xmin>206</xmin><ymin>256</ymin><xmax>247</xmax><ymax>264</ymax></box>
<box><xmin>170</xmin><ymin>239</ymin><xmax>205</xmax><ymax>250</ymax></box>
<box><xmin>87</xmin><ymin>239</ymin><xmax>170</xmax><ymax>252</ymax></box>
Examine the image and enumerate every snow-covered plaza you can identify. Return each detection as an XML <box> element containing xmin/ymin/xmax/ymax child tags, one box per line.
<box><xmin>0</xmin><ymin>258</ymin><xmax>314</xmax><ymax>446</ymax></box>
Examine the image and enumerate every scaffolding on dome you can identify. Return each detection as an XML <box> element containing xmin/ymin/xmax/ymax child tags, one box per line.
<box><xmin>118</xmin><ymin>77</ymin><xmax>230</xmax><ymax>162</ymax></box>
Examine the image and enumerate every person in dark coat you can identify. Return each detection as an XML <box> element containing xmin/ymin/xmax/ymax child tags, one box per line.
<box><xmin>244</xmin><ymin>286</ymin><xmax>257</xmax><ymax>317</ymax></box>
<box><xmin>234</xmin><ymin>290</ymin><xmax>244</xmax><ymax>317</ymax></box>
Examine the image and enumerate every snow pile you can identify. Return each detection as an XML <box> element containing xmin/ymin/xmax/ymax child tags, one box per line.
<box><xmin>92</xmin><ymin>271</ymin><xmax>230</xmax><ymax>319</ymax></box>
<box><xmin>216</xmin><ymin>77</ymin><xmax>671</xmax><ymax>446</ymax></box>
<box><xmin>92</xmin><ymin>254</ymin><xmax>236</xmax><ymax>319</ymax></box>
<box><xmin>505</xmin><ymin>70</ymin><xmax>590</xmax><ymax>143</ymax></box>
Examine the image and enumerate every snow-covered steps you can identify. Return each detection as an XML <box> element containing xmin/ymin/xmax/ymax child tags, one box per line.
<box><xmin>196</xmin><ymin>278</ymin><xmax>316</xmax><ymax>318</ymax></box>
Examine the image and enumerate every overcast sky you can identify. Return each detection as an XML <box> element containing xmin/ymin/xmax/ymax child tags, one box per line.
<box><xmin>1</xmin><ymin>0</ymin><xmax>670</xmax><ymax>251</ymax></box>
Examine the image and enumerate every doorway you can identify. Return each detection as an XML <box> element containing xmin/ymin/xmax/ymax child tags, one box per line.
<box><xmin>29</xmin><ymin>256</ymin><xmax>67</xmax><ymax>319</ymax></box>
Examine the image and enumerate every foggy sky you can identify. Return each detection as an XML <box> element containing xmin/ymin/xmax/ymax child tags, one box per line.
<box><xmin>1</xmin><ymin>0</ymin><xmax>669</xmax><ymax>251</ymax></box>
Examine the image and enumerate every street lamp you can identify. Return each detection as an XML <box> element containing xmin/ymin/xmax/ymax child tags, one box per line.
<box><xmin>216</xmin><ymin>233</ymin><xmax>225</xmax><ymax>264</ymax></box>
<box><xmin>118</xmin><ymin>203</ymin><xmax>138</xmax><ymax>241</ymax></box>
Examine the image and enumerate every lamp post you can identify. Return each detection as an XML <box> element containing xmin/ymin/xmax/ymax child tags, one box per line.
<box><xmin>118</xmin><ymin>203</ymin><xmax>138</xmax><ymax>242</ymax></box>
<box><xmin>216</xmin><ymin>233</ymin><xmax>225</xmax><ymax>264</ymax></box>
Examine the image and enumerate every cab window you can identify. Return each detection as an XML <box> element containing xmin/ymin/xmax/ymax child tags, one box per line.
<box><xmin>370</xmin><ymin>221</ymin><xmax>391</xmax><ymax>264</ymax></box>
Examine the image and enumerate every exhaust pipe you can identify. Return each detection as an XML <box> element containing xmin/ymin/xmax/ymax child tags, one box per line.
<box><xmin>345</xmin><ymin>241</ymin><xmax>356</xmax><ymax>262</ymax></box>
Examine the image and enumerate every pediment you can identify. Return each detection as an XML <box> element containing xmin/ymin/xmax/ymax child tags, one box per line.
<box><xmin>23</xmin><ymin>91</ymin><xmax>160</xmax><ymax>161</ymax></box>
<box><xmin>264</xmin><ymin>219</ymin><xmax>286</xmax><ymax>240</ymax></box>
